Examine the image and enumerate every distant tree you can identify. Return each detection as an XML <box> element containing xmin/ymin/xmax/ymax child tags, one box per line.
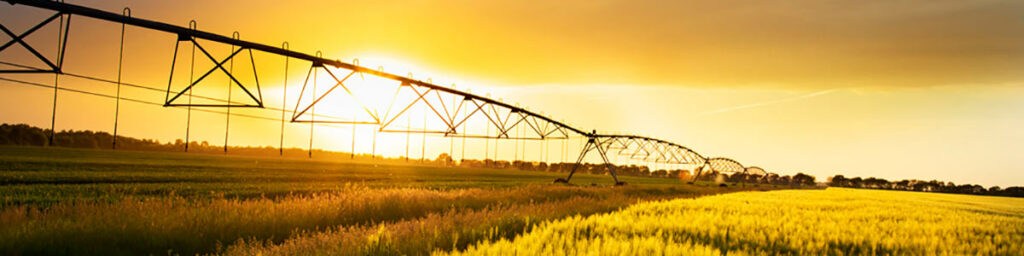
<box><xmin>776</xmin><ymin>175</ymin><xmax>791</xmax><ymax>185</ymax></box>
<box><xmin>829</xmin><ymin>175</ymin><xmax>849</xmax><ymax>187</ymax></box>
<box><xmin>435</xmin><ymin>153</ymin><xmax>453</xmax><ymax>166</ymax></box>
<box><xmin>792</xmin><ymin>173</ymin><xmax>816</xmax><ymax>186</ymax></box>
<box><xmin>1001</xmin><ymin>187</ymin><xmax>1024</xmax><ymax>197</ymax></box>
<box><xmin>677</xmin><ymin>170</ymin><xmax>691</xmax><ymax>181</ymax></box>
<box><xmin>849</xmin><ymin>177</ymin><xmax>863</xmax><ymax>188</ymax></box>
<box><xmin>895</xmin><ymin>180</ymin><xmax>911</xmax><ymax>190</ymax></box>
<box><xmin>697</xmin><ymin>170</ymin><xmax>720</xmax><ymax>182</ymax></box>
<box><xmin>666</xmin><ymin>170</ymin><xmax>680</xmax><ymax>179</ymax></box>
<box><xmin>494</xmin><ymin>160</ymin><xmax>511</xmax><ymax>169</ymax></box>
<box><xmin>651</xmin><ymin>169</ymin><xmax>668</xmax><ymax>178</ymax></box>
<box><xmin>863</xmin><ymin>177</ymin><xmax>889</xmax><ymax>189</ymax></box>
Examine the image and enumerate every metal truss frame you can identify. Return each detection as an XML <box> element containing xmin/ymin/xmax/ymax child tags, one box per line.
<box><xmin>691</xmin><ymin>157</ymin><xmax>750</xmax><ymax>182</ymax></box>
<box><xmin>291</xmin><ymin>68</ymin><xmax>575</xmax><ymax>140</ymax></box>
<box><xmin>555</xmin><ymin>132</ymin><xmax>625</xmax><ymax>185</ymax></box>
<box><xmin>745</xmin><ymin>166</ymin><xmax>767</xmax><ymax>176</ymax></box>
<box><xmin>600</xmin><ymin>135</ymin><xmax>705</xmax><ymax>165</ymax></box>
<box><xmin>555</xmin><ymin>134</ymin><xmax>708</xmax><ymax>185</ymax></box>
<box><xmin>164</xmin><ymin>35</ymin><xmax>263</xmax><ymax>107</ymax></box>
<box><xmin>289</xmin><ymin>62</ymin><xmax>374</xmax><ymax>124</ymax></box>
<box><xmin>0</xmin><ymin>10</ymin><xmax>71</xmax><ymax>73</ymax></box>
<box><xmin>1</xmin><ymin>0</ymin><xmax>778</xmax><ymax>185</ymax></box>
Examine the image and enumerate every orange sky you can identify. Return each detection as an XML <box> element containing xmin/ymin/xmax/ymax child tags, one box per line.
<box><xmin>1</xmin><ymin>0</ymin><xmax>1023</xmax><ymax>187</ymax></box>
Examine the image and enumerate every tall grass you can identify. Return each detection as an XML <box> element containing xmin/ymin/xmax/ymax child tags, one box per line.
<box><xmin>0</xmin><ymin>184</ymin><xmax>758</xmax><ymax>255</ymax></box>
<box><xmin>221</xmin><ymin>194</ymin><xmax>639</xmax><ymax>255</ymax></box>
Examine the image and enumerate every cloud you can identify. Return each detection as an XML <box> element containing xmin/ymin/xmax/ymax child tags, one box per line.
<box><xmin>698</xmin><ymin>89</ymin><xmax>841</xmax><ymax>116</ymax></box>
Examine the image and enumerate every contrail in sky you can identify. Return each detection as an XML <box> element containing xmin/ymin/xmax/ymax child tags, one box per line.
<box><xmin>698</xmin><ymin>89</ymin><xmax>840</xmax><ymax>116</ymax></box>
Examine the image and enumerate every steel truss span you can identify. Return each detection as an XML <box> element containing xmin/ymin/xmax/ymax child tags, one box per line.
<box><xmin>0</xmin><ymin>0</ymin><xmax>777</xmax><ymax>185</ymax></box>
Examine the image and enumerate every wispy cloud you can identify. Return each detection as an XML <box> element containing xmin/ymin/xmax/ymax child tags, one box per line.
<box><xmin>698</xmin><ymin>89</ymin><xmax>841</xmax><ymax>116</ymax></box>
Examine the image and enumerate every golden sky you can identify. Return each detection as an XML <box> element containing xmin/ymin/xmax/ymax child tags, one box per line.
<box><xmin>206</xmin><ymin>0</ymin><xmax>1024</xmax><ymax>89</ymax></box>
<box><xmin>1</xmin><ymin>0</ymin><xmax>1023</xmax><ymax>186</ymax></box>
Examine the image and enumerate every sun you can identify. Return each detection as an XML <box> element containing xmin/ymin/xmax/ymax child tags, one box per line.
<box><xmin>313</xmin><ymin>54</ymin><xmax>432</xmax><ymax>125</ymax></box>
<box><xmin>291</xmin><ymin>52</ymin><xmax>476</xmax><ymax>145</ymax></box>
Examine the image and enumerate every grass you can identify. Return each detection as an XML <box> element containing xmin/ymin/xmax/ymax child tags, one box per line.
<box><xmin>0</xmin><ymin>145</ymin><xmax>709</xmax><ymax>205</ymax></box>
<box><xmin>446</xmin><ymin>188</ymin><xmax>1024</xmax><ymax>255</ymax></box>
<box><xmin>0</xmin><ymin>145</ymin><xmax>772</xmax><ymax>255</ymax></box>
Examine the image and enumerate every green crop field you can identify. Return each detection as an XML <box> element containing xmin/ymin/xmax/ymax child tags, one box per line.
<box><xmin>0</xmin><ymin>145</ymin><xmax>735</xmax><ymax>205</ymax></box>
<box><xmin>0</xmin><ymin>145</ymin><xmax>772</xmax><ymax>255</ymax></box>
<box><xmin>7</xmin><ymin>146</ymin><xmax>1017</xmax><ymax>256</ymax></box>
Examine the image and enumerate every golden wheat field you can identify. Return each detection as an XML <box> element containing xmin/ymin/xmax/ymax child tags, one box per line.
<box><xmin>444</xmin><ymin>188</ymin><xmax>1024</xmax><ymax>255</ymax></box>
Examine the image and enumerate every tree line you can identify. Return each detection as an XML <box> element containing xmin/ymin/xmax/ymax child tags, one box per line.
<box><xmin>1</xmin><ymin>123</ymin><xmax>839</xmax><ymax>188</ymax></box>
<box><xmin>0</xmin><ymin>123</ymin><xmax>445</xmax><ymax>164</ymax></box>
<box><xmin>3</xmin><ymin>123</ymin><xmax>819</xmax><ymax>185</ymax></box>
<box><xmin>456</xmin><ymin>156</ymin><xmax>816</xmax><ymax>186</ymax></box>
<box><xmin>828</xmin><ymin>175</ymin><xmax>1024</xmax><ymax>198</ymax></box>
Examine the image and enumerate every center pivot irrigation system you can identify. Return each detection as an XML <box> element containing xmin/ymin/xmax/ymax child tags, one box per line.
<box><xmin>0</xmin><ymin>0</ymin><xmax>779</xmax><ymax>185</ymax></box>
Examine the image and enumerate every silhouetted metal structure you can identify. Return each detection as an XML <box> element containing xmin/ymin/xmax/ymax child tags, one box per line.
<box><xmin>0</xmin><ymin>0</ymin><xmax>778</xmax><ymax>185</ymax></box>
<box><xmin>0</xmin><ymin>6</ymin><xmax>69</xmax><ymax>74</ymax></box>
<box><xmin>692</xmin><ymin>157</ymin><xmax>746</xmax><ymax>181</ymax></box>
<box><xmin>745</xmin><ymin>166</ymin><xmax>767</xmax><ymax>176</ymax></box>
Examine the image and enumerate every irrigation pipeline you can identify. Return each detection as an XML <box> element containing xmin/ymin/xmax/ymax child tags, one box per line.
<box><xmin>0</xmin><ymin>0</ymin><xmax>779</xmax><ymax>184</ymax></box>
<box><xmin>0</xmin><ymin>61</ymin><xmax>352</xmax><ymax>124</ymax></box>
<box><xmin>0</xmin><ymin>76</ymin><xmax>353</xmax><ymax>127</ymax></box>
<box><xmin>3</xmin><ymin>0</ymin><xmax>583</xmax><ymax>134</ymax></box>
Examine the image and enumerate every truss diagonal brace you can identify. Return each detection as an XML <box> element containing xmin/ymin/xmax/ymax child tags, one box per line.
<box><xmin>164</xmin><ymin>37</ymin><xmax>263</xmax><ymax>107</ymax></box>
<box><xmin>555</xmin><ymin>133</ymin><xmax>626</xmax><ymax>186</ymax></box>
<box><xmin>0</xmin><ymin>12</ymin><xmax>71</xmax><ymax>73</ymax></box>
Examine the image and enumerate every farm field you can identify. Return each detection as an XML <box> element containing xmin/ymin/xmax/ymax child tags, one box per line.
<box><xmin>2</xmin><ymin>0</ymin><xmax>1020</xmax><ymax>255</ymax></box>
<box><xmin>0</xmin><ymin>145</ymin><xmax>774</xmax><ymax>255</ymax></box>
<box><xmin>0</xmin><ymin>145</ymin><xmax>721</xmax><ymax>205</ymax></box>
<box><xmin>448</xmin><ymin>188</ymin><xmax>1024</xmax><ymax>255</ymax></box>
